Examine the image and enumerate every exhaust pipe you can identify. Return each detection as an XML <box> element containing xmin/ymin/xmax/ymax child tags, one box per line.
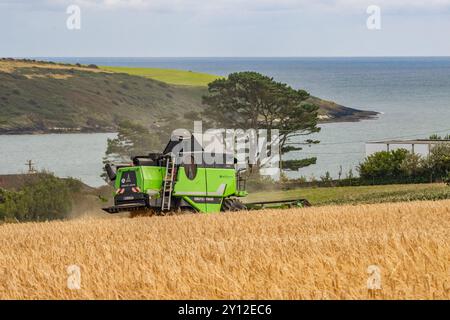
<box><xmin>105</xmin><ymin>163</ymin><xmax>117</xmax><ymax>181</ymax></box>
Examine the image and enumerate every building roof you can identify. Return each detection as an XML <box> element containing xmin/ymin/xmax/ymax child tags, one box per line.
<box><xmin>367</xmin><ymin>139</ymin><xmax>450</xmax><ymax>145</ymax></box>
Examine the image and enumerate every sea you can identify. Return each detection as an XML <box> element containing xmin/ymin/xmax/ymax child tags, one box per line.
<box><xmin>1</xmin><ymin>57</ymin><xmax>449</xmax><ymax>186</ymax></box>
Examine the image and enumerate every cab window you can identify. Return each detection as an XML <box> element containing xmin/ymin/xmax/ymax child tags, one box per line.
<box><xmin>184</xmin><ymin>155</ymin><xmax>197</xmax><ymax>180</ymax></box>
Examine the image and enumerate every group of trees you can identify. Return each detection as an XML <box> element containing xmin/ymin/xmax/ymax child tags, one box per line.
<box><xmin>429</xmin><ymin>134</ymin><xmax>450</xmax><ymax>140</ymax></box>
<box><xmin>0</xmin><ymin>173</ymin><xmax>82</xmax><ymax>222</ymax></box>
<box><xmin>359</xmin><ymin>144</ymin><xmax>450</xmax><ymax>184</ymax></box>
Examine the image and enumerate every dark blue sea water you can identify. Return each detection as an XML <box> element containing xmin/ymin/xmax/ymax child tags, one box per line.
<box><xmin>3</xmin><ymin>57</ymin><xmax>449</xmax><ymax>184</ymax></box>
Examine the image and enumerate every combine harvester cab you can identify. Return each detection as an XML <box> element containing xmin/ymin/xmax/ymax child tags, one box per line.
<box><xmin>103</xmin><ymin>133</ymin><xmax>310</xmax><ymax>215</ymax></box>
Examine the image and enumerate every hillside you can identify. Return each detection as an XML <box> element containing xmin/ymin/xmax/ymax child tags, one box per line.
<box><xmin>0</xmin><ymin>59</ymin><xmax>378</xmax><ymax>134</ymax></box>
<box><xmin>0</xmin><ymin>200</ymin><xmax>448</xmax><ymax>299</ymax></box>
<box><xmin>0</xmin><ymin>59</ymin><xmax>205</xmax><ymax>134</ymax></box>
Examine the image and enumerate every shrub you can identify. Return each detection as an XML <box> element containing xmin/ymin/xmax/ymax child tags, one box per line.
<box><xmin>428</xmin><ymin>134</ymin><xmax>450</xmax><ymax>140</ymax></box>
<box><xmin>358</xmin><ymin>149</ymin><xmax>409</xmax><ymax>180</ymax></box>
<box><xmin>425</xmin><ymin>144</ymin><xmax>450</xmax><ymax>181</ymax></box>
<box><xmin>444</xmin><ymin>172</ymin><xmax>450</xmax><ymax>186</ymax></box>
<box><xmin>0</xmin><ymin>173</ymin><xmax>83</xmax><ymax>222</ymax></box>
<box><xmin>0</xmin><ymin>189</ymin><xmax>6</xmax><ymax>219</ymax></box>
<box><xmin>359</xmin><ymin>144</ymin><xmax>450</xmax><ymax>183</ymax></box>
<box><xmin>400</xmin><ymin>152</ymin><xmax>425</xmax><ymax>177</ymax></box>
<box><xmin>429</xmin><ymin>134</ymin><xmax>442</xmax><ymax>140</ymax></box>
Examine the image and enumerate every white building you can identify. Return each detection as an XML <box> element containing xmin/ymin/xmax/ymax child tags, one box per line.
<box><xmin>365</xmin><ymin>140</ymin><xmax>450</xmax><ymax>157</ymax></box>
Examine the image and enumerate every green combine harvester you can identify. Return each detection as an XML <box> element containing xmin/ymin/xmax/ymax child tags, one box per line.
<box><xmin>103</xmin><ymin>133</ymin><xmax>310</xmax><ymax>215</ymax></box>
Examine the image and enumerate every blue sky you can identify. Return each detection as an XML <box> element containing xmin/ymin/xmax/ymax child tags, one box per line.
<box><xmin>1</xmin><ymin>0</ymin><xmax>450</xmax><ymax>57</ymax></box>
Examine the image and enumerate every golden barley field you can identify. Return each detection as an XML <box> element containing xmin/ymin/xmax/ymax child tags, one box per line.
<box><xmin>0</xmin><ymin>200</ymin><xmax>449</xmax><ymax>300</ymax></box>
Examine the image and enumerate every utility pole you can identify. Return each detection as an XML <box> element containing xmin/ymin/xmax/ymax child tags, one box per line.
<box><xmin>25</xmin><ymin>160</ymin><xmax>37</xmax><ymax>174</ymax></box>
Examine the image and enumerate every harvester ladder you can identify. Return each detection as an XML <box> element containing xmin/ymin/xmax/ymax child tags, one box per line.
<box><xmin>161</xmin><ymin>155</ymin><xmax>176</xmax><ymax>211</ymax></box>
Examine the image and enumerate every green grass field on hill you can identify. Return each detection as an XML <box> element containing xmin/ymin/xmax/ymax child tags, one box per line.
<box><xmin>246</xmin><ymin>183</ymin><xmax>450</xmax><ymax>206</ymax></box>
<box><xmin>101</xmin><ymin>66</ymin><xmax>220</xmax><ymax>86</ymax></box>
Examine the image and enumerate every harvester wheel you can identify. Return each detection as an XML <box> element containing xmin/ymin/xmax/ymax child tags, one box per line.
<box><xmin>221</xmin><ymin>199</ymin><xmax>247</xmax><ymax>212</ymax></box>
